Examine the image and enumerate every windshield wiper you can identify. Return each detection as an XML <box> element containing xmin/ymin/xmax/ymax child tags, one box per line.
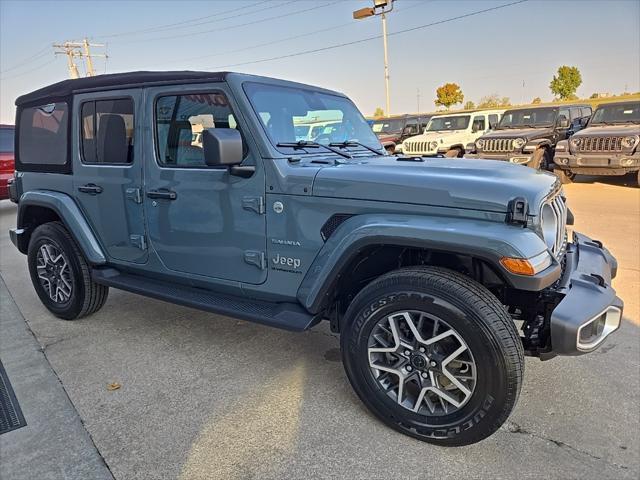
<box><xmin>276</xmin><ymin>140</ymin><xmax>351</xmax><ymax>159</ymax></box>
<box><xmin>329</xmin><ymin>141</ymin><xmax>385</xmax><ymax>156</ymax></box>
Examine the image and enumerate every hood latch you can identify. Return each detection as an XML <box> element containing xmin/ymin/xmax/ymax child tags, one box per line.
<box><xmin>506</xmin><ymin>197</ymin><xmax>529</xmax><ymax>226</ymax></box>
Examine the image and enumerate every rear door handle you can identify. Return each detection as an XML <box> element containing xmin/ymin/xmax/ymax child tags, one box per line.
<box><xmin>146</xmin><ymin>189</ymin><xmax>177</xmax><ymax>200</ymax></box>
<box><xmin>78</xmin><ymin>183</ymin><xmax>103</xmax><ymax>195</ymax></box>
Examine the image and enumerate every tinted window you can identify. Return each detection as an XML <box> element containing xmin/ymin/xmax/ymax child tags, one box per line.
<box><xmin>81</xmin><ymin>98</ymin><xmax>134</xmax><ymax>164</ymax></box>
<box><xmin>590</xmin><ymin>102</ymin><xmax>640</xmax><ymax>125</ymax></box>
<box><xmin>155</xmin><ymin>92</ymin><xmax>243</xmax><ymax>168</ymax></box>
<box><xmin>488</xmin><ymin>114</ymin><xmax>499</xmax><ymax>129</ymax></box>
<box><xmin>499</xmin><ymin>108</ymin><xmax>557</xmax><ymax>128</ymax></box>
<box><xmin>18</xmin><ymin>102</ymin><xmax>68</xmax><ymax>165</ymax></box>
<box><xmin>581</xmin><ymin>106</ymin><xmax>592</xmax><ymax>118</ymax></box>
<box><xmin>472</xmin><ymin>116</ymin><xmax>486</xmax><ymax>131</ymax></box>
<box><xmin>0</xmin><ymin>128</ymin><xmax>14</xmax><ymax>153</ymax></box>
<box><xmin>569</xmin><ymin>107</ymin><xmax>581</xmax><ymax>120</ymax></box>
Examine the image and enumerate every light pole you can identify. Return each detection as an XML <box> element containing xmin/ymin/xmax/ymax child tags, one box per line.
<box><xmin>353</xmin><ymin>0</ymin><xmax>395</xmax><ymax>116</ymax></box>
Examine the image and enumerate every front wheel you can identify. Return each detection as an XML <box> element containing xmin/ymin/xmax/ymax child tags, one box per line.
<box><xmin>444</xmin><ymin>147</ymin><xmax>463</xmax><ymax>158</ymax></box>
<box><xmin>554</xmin><ymin>168</ymin><xmax>575</xmax><ymax>184</ymax></box>
<box><xmin>340</xmin><ymin>266</ymin><xmax>524</xmax><ymax>446</ymax></box>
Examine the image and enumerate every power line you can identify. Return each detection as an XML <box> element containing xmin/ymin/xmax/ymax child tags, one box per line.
<box><xmin>94</xmin><ymin>0</ymin><xmax>271</xmax><ymax>39</ymax></box>
<box><xmin>124</xmin><ymin>0</ymin><xmax>342</xmax><ymax>44</ymax></box>
<box><xmin>208</xmin><ymin>0</ymin><xmax>528</xmax><ymax>69</ymax></box>
<box><xmin>0</xmin><ymin>58</ymin><xmax>57</xmax><ymax>81</ymax></box>
<box><xmin>162</xmin><ymin>0</ymin><xmax>431</xmax><ymax>66</ymax></box>
<box><xmin>0</xmin><ymin>46</ymin><xmax>50</xmax><ymax>74</ymax></box>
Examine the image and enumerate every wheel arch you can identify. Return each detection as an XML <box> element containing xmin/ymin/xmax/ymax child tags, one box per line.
<box><xmin>15</xmin><ymin>190</ymin><xmax>106</xmax><ymax>264</ymax></box>
<box><xmin>297</xmin><ymin>214</ymin><xmax>558</xmax><ymax>317</ymax></box>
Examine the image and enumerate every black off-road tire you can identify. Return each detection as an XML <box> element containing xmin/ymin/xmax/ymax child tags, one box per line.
<box><xmin>529</xmin><ymin>148</ymin><xmax>552</xmax><ymax>170</ymax></box>
<box><xmin>27</xmin><ymin>221</ymin><xmax>108</xmax><ymax>320</ymax></box>
<box><xmin>340</xmin><ymin>266</ymin><xmax>524</xmax><ymax>446</ymax></box>
<box><xmin>554</xmin><ymin>168</ymin><xmax>575</xmax><ymax>184</ymax></box>
<box><xmin>445</xmin><ymin>147</ymin><xmax>463</xmax><ymax>158</ymax></box>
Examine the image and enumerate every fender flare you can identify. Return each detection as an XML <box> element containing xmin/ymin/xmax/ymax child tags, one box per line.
<box><xmin>297</xmin><ymin>214</ymin><xmax>559</xmax><ymax>314</ymax></box>
<box><xmin>526</xmin><ymin>138</ymin><xmax>553</xmax><ymax>150</ymax></box>
<box><xmin>16</xmin><ymin>190</ymin><xmax>106</xmax><ymax>264</ymax></box>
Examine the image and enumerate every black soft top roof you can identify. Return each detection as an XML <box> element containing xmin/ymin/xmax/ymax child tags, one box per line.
<box><xmin>16</xmin><ymin>71</ymin><xmax>228</xmax><ymax>106</ymax></box>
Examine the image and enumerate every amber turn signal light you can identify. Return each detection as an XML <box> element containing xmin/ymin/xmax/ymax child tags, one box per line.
<box><xmin>500</xmin><ymin>257</ymin><xmax>535</xmax><ymax>276</ymax></box>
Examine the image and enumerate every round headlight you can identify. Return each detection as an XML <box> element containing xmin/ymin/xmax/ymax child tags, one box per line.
<box><xmin>429</xmin><ymin>141</ymin><xmax>438</xmax><ymax>150</ymax></box>
<box><xmin>476</xmin><ymin>139</ymin><xmax>485</xmax><ymax>149</ymax></box>
<box><xmin>540</xmin><ymin>203</ymin><xmax>558</xmax><ymax>251</ymax></box>
<box><xmin>621</xmin><ymin>135</ymin><xmax>639</xmax><ymax>149</ymax></box>
<box><xmin>512</xmin><ymin>138</ymin><xmax>526</xmax><ymax>149</ymax></box>
<box><xmin>569</xmin><ymin>137</ymin><xmax>581</xmax><ymax>149</ymax></box>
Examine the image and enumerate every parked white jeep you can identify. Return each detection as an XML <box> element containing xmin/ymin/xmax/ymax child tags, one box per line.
<box><xmin>402</xmin><ymin>109</ymin><xmax>505</xmax><ymax>157</ymax></box>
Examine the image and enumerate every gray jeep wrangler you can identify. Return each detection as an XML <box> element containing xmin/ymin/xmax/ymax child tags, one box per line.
<box><xmin>553</xmin><ymin>101</ymin><xmax>640</xmax><ymax>185</ymax></box>
<box><xmin>9</xmin><ymin>72</ymin><xmax>622</xmax><ymax>446</ymax></box>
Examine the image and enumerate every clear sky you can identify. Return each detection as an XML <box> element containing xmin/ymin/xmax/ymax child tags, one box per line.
<box><xmin>1</xmin><ymin>0</ymin><xmax>639</xmax><ymax>123</ymax></box>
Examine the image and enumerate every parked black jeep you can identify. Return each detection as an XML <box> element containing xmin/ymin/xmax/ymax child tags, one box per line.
<box><xmin>553</xmin><ymin>101</ymin><xmax>640</xmax><ymax>185</ymax></box>
<box><xmin>465</xmin><ymin>104</ymin><xmax>592</xmax><ymax>170</ymax></box>
<box><xmin>371</xmin><ymin>114</ymin><xmax>432</xmax><ymax>154</ymax></box>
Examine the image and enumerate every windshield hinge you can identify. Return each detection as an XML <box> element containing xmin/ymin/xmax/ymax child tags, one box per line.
<box><xmin>506</xmin><ymin>197</ymin><xmax>529</xmax><ymax>226</ymax></box>
<box><xmin>242</xmin><ymin>196</ymin><xmax>265</xmax><ymax>215</ymax></box>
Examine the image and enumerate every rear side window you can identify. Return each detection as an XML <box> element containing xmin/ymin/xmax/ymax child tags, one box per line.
<box><xmin>581</xmin><ymin>106</ymin><xmax>592</xmax><ymax>118</ymax></box>
<box><xmin>569</xmin><ymin>107</ymin><xmax>581</xmax><ymax>121</ymax></box>
<box><xmin>18</xmin><ymin>102</ymin><xmax>68</xmax><ymax>165</ymax></box>
<box><xmin>155</xmin><ymin>92</ymin><xmax>244</xmax><ymax>168</ymax></box>
<box><xmin>81</xmin><ymin>98</ymin><xmax>134</xmax><ymax>164</ymax></box>
<box><xmin>0</xmin><ymin>128</ymin><xmax>14</xmax><ymax>153</ymax></box>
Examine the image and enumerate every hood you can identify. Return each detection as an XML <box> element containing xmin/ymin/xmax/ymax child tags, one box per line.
<box><xmin>572</xmin><ymin>124</ymin><xmax>640</xmax><ymax>137</ymax></box>
<box><xmin>376</xmin><ymin>132</ymin><xmax>401</xmax><ymax>143</ymax></box>
<box><xmin>411</xmin><ymin>130</ymin><xmax>463</xmax><ymax>141</ymax></box>
<box><xmin>312</xmin><ymin>156</ymin><xmax>558</xmax><ymax>213</ymax></box>
<box><xmin>481</xmin><ymin>127</ymin><xmax>553</xmax><ymax>140</ymax></box>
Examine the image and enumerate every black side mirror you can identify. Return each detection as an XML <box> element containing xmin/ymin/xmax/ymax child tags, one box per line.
<box><xmin>203</xmin><ymin>128</ymin><xmax>243</xmax><ymax>167</ymax></box>
<box><xmin>556</xmin><ymin>116</ymin><xmax>570</xmax><ymax>129</ymax></box>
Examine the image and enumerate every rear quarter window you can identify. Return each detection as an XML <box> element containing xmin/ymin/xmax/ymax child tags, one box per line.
<box><xmin>18</xmin><ymin>102</ymin><xmax>68</xmax><ymax>167</ymax></box>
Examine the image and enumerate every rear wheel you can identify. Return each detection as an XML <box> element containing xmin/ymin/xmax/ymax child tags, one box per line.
<box><xmin>28</xmin><ymin>222</ymin><xmax>108</xmax><ymax>320</ymax></box>
<box><xmin>554</xmin><ymin>168</ymin><xmax>575</xmax><ymax>184</ymax></box>
<box><xmin>340</xmin><ymin>266</ymin><xmax>523</xmax><ymax>446</ymax></box>
<box><xmin>445</xmin><ymin>147</ymin><xmax>463</xmax><ymax>158</ymax></box>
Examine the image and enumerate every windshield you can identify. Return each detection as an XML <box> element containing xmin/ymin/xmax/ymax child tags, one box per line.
<box><xmin>499</xmin><ymin>108</ymin><xmax>557</xmax><ymax>128</ymax></box>
<box><xmin>0</xmin><ymin>128</ymin><xmax>14</xmax><ymax>153</ymax></box>
<box><xmin>371</xmin><ymin>118</ymin><xmax>405</xmax><ymax>134</ymax></box>
<box><xmin>589</xmin><ymin>102</ymin><xmax>640</xmax><ymax>125</ymax></box>
<box><xmin>244</xmin><ymin>82</ymin><xmax>380</xmax><ymax>152</ymax></box>
<box><xmin>426</xmin><ymin>115</ymin><xmax>470</xmax><ymax>131</ymax></box>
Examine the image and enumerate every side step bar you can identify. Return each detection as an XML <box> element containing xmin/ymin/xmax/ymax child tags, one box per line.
<box><xmin>92</xmin><ymin>268</ymin><xmax>319</xmax><ymax>332</ymax></box>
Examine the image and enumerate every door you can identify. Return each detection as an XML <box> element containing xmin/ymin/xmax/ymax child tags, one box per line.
<box><xmin>143</xmin><ymin>85</ymin><xmax>267</xmax><ymax>285</ymax></box>
<box><xmin>73</xmin><ymin>90</ymin><xmax>147</xmax><ymax>264</ymax></box>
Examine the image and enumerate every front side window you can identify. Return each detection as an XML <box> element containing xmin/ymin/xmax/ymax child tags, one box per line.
<box><xmin>498</xmin><ymin>108</ymin><xmax>558</xmax><ymax>128</ymax></box>
<box><xmin>155</xmin><ymin>92</ymin><xmax>243</xmax><ymax>167</ymax></box>
<box><xmin>472</xmin><ymin>116</ymin><xmax>486</xmax><ymax>131</ymax></box>
<box><xmin>244</xmin><ymin>82</ymin><xmax>380</xmax><ymax>153</ymax></box>
<box><xmin>18</xmin><ymin>102</ymin><xmax>68</xmax><ymax>165</ymax></box>
<box><xmin>488</xmin><ymin>114</ymin><xmax>499</xmax><ymax>129</ymax></box>
<box><xmin>426</xmin><ymin>115</ymin><xmax>470</xmax><ymax>131</ymax></box>
<box><xmin>81</xmin><ymin>98</ymin><xmax>134</xmax><ymax>164</ymax></box>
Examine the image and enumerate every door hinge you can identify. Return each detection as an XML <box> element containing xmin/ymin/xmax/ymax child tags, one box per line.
<box><xmin>126</xmin><ymin>187</ymin><xmax>143</xmax><ymax>204</ymax></box>
<box><xmin>242</xmin><ymin>196</ymin><xmax>265</xmax><ymax>215</ymax></box>
<box><xmin>130</xmin><ymin>234</ymin><xmax>147</xmax><ymax>250</ymax></box>
<box><xmin>244</xmin><ymin>250</ymin><xmax>266</xmax><ymax>270</ymax></box>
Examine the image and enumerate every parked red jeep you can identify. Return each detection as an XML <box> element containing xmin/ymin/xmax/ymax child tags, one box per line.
<box><xmin>0</xmin><ymin>124</ymin><xmax>15</xmax><ymax>200</ymax></box>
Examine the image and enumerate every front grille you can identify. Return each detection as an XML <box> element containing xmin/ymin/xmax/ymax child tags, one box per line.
<box><xmin>575</xmin><ymin>136</ymin><xmax>624</xmax><ymax>152</ymax></box>
<box><xmin>404</xmin><ymin>141</ymin><xmax>433</xmax><ymax>154</ymax></box>
<box><xmin>548</xmin><ymin>193</ymin><xmax>568</xmax><ymax>259</ymax></box>
<box><xmin>482</xmin><ymin>138</ymin><xmax>514</xmax><ymax>152</ymax></box>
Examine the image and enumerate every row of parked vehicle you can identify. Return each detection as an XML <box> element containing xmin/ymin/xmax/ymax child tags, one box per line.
<box><xmin>372</xmin><ymin>101</ymin><xmax>640</xmax><ymax>186</ymax></box>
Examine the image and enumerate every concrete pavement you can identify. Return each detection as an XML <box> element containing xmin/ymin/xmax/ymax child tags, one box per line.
<box><xmin>0</xmin><ymin>176</ymin><xmax>638</xmax><ymax>479</ymax></box>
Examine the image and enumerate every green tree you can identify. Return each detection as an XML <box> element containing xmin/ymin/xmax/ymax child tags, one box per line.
<box><xmin>590</xmin><ymin>93</ymin><xmax>599</xmax><ymax>99</ymax></box>
<box><xmin>373</xmin><ymin>107</ymin><xmax>385</xmax><ymax>117</ymax></box>
<box><xmin>549</xmin><ymin>66</ymin><xmax>582</xmax><ymax>100</ymax></box>
<box><xmin>435</xmin><ymin>83</ymin><xmax>464</xmax><ymax>109</ymax></box>
<box><xmin>532</xmin><ymin>97</ymin><xmax>542</xmax><ymax>104</ymax></box>
<box><xmin>478</xmin><ymin>94</ymin><xmax>500</xmax><ymax>108</ymax></box>
<box><xmin>463</xmin><ymin>100</ymin><xmax>476</xmax><ymax>110</ymax></box>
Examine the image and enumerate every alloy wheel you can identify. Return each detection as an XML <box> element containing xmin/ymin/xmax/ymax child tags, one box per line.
<box><xmin>36</xmin><ymin>243</ymin><xmax>73</xmax><ymax>304</ymax></box>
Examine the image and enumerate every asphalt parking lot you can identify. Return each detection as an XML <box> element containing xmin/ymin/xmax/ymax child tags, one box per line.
<box><xmin>0</xmin><ymin>175</ymin><xmax>638</xmax><ymax>480</ymax></box>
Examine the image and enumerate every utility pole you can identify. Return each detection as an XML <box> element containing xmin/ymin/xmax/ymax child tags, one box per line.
<box><xmin>353</xmin><ymin>0</ymin><xmax>395</xmax><ymax>116</ymax></box>
<box><xmin>53</xmin><ymin>38</ymin><xmax>107</xmax><ymax>79</ymax></box>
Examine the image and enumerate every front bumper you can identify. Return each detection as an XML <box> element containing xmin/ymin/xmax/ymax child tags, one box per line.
<box><xmin>546</xmin><ymin>232</ymin><xmax>622</xmax><ymax>358</ymax></box>
<box><xmin>553</xmin><ymin>151</ymin><xmax>640</xmax><ymax>175</ymax></box>
<box><xmin>464</xmin><ymin>152</ymin><xmax>535</xmax><ymax>165</ymax></box>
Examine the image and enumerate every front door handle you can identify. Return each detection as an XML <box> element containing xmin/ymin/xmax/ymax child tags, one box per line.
<box><xmin>146</xmin><ymin>189</ymin><xmax>177</xmax><ymax>200</ymax></box>
<box><xmin>78</xmin><ymin>183</ymin><xmax>103</xmax><ymax>195</ymax></box>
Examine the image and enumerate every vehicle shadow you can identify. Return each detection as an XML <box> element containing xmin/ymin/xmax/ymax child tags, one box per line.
<box><xmin>573</xmin><ymin>173</ymin><xmax>639</xmax><ymax>188</ymax></box>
